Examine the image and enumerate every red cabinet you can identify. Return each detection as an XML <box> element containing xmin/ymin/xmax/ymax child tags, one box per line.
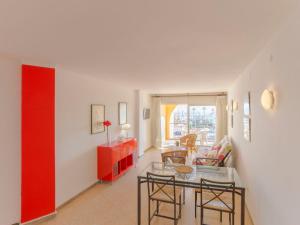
<box><xmin>97</xmin><ymin>138</ymin><xmax>137</xmax><ymax>181</ymax></box>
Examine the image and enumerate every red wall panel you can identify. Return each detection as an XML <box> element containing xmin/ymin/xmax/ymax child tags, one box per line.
<box><xmin>21</xmin><ymin>65</ymin><xmax>55</xmax><ymax>223</ymax></box>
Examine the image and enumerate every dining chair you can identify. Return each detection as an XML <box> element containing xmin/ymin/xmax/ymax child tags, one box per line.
<box><xmin>195</xmin><ymin>178</ymin><xmax>235</xmax><ymax>225</ymax></box>
<box><xmin>146</xmin><ymin>172</ymin><xmax>183</xmax><ymax>225</ymax></box>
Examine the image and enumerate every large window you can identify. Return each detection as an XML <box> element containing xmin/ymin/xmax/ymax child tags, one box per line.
<box><xmin>189</xmin><ymin>105</ymin><xmax>216</xmax><ymax>144</ymax></box>
<box><xmin>167</xmin><ymin>104</ymin><xmax>216</xmax><ymax>145</ymax></box>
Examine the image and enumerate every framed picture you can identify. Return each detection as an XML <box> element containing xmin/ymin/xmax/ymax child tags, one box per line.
<box><xmin>243</xmin><ymin>92</ymin><xmax>251</xmax><ymax>116</ymax></box>
<box><xmin>243</xmin><ymin>117</ymin><xmax>251</xmax><ymax>141</ymax></box>
<box><xmin>243</xmin><ymin>92</ymin><xmax>251</xmax><ymax>142</ymax></box>
<box><xmin>91</xmin><ymin>104</ymin><xmax>105</xmax><ymax>134</ymax></box>
<box><xmin>118</xmin><ymin>102</ymin><xmax>127</xmax><ymax>125</ymax></box>
<box><xmin>230</xmin><ymin>100</ymin><xmax>234</xmax><ymax>128</ymax></box>
<box><xmin>143</xmin><ymin>108</ymin><xmax>150</xmax><ymax>120</ymax></box>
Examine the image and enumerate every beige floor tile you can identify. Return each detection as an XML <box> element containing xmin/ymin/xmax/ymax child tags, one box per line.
<box><xmin>39</xmin><ymin>149</ymin><xmax>254</xmax><ymax>225</ymax></box>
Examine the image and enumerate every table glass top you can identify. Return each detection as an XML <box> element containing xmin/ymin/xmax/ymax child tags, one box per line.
<box><xmin>139</xmin><ymin>162</ymin><xmax>245</xmax><ymax>189</ymax></box>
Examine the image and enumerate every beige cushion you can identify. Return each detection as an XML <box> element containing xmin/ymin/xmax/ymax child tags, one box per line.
<box><xmin>218</xmin><ymin>135</ymin><xmax>229</xmax><ymax>146</ymax></box>
<box><xmin>207</xmin><ymin>150</ymin><xmax>218</xmax><ymax>159</ymax></box>
<box><xmin>151</xmin><ymin>186</ymin><xmax>182</xmax><ymax>203</ymax></box>
<box><xmin>203</xmin><ymin>200</ymin><xmax>233</xmax><ymax>212</ymax></box>
<box><xmin>195</xmin><ymin>189</ymin><xmax>233</xmax><ymax>211</ymax></box>
<box><xmin>217</xmin><ymin>141</ymin><xmax>232</xmax><ymax>157</ymax></box>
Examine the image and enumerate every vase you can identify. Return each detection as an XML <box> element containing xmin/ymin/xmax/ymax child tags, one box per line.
<box><xmin>106</xmin><ymin>128</ymin><xmax>111</xmax><ymax>144</ymax></box>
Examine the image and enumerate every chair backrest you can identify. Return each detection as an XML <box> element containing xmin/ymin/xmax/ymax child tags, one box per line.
<box><xmin>200</xmin><ymin>178</ymin><xmax>235</xmax><ymax>212</ymax></box>
<box><xmin>165</xmin><ymin>156</ymin><xmax>186</xmax><ymax>164</ymax></box>
<box><xmin>180</xmin><ymin>134</ymin><xmax>197</xmax><ymax>148</ymax></box>
<box><xmin>179</xmin><ymin>135</ymin><xmax>189</xmax><ymax>144</ymax></box>
<box><xmin>146</xmin><ymin>172</ymin><xmax>176</xmax><ymax>203</ymax></box>
<box><xmin>186</xmin><ymin>134</ymin><xmax>197</xmax><ymax>146</ymax></box>
<box><xmin>161</xmin><ymin>150</ymin><xmax>187</xmax><ymax>164</ymax></box>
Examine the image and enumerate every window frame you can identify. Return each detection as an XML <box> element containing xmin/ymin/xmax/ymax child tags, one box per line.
<box><xmin>167</xmin><ymin>104</ymin><xmax>217</xmax><ymax>143</ymax></box>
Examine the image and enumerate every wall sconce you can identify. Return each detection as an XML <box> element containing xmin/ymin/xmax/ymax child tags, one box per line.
<box><xmin>261</xmin><ymin>89</ymin><xmax>275</xmax><ymax>110</ymax></box>
<box><xmin>233</xmin><ymin>101</ymin><xmax>238</xmax><ymax>111</ymax></box>
<box><xmin>121</xmin><ymin>123</ymin><xmax>131</xmax><ymax>130</ymax></box>
<box><xmin>120</xmin><ymin>123</ymin><xmax>131</xmax><ymax>139</ymax></box>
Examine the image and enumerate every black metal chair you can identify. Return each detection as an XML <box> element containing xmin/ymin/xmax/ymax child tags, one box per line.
<box><xmin>146</xmin><ymin>172</ymin><xmax>183</xmax><ymax>225</ymax></box>
<box><xmin>196</xmin><ymin>178</ymin><xmax>236</xmax><ymax>225</ymax></box>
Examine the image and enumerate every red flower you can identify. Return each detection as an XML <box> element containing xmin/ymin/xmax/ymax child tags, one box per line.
<box><xmin>103</xmin><ymin>120</ymin><xmax>112</xmax><ymax>127</ymax></box>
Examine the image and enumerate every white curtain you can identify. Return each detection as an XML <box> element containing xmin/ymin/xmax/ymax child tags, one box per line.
<box><xmin>216</xmin><ymin>96</ymin><xmax>228</xmax><ymax>142</ymax></box>
<box><xmin>152</xmin><ymin>97</ymin><xmax>162</xmax><ymax>148</ymax></box>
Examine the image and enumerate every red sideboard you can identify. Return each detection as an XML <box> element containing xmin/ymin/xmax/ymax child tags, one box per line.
<box><xmin>97</xmin><ymin>138</ymin><xmax>137</xmax><ymax>181</ymax></box>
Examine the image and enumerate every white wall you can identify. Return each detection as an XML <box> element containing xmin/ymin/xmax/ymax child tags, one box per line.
<box><xmin>137</xmin><ymin>91</ymin><xmax>152</xmax><ymax>157</ymax></box>
<box><xmin>0</xmin><ymin>57</ymin><xmax>21</xmax><ymax>225</ymax></box>
<box><xmin>228</xmin><ymin>6</ymin><xmax>300</xmax><ymax>225</ymax></box>
<box><xmin>56</xmin><ymin>68</ymin><xmax>137</xmax><ymax>206</ymax></box>
<box><xmin>0</xmin><ymin>61</ymin><xmax>138</xmax><ymax>224</ymax></box>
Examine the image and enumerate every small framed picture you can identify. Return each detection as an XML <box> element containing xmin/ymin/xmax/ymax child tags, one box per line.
<box><xmin>143</xmin><ymin>108</ymin><xmax>150</xmax><ymax>120</ymax></box>
<box><xmin>230</xmin><ymin>100</ymin><xmax>234</xmax><ymax>128</ymax></box>
<box><xmin>243</xmin><ymin>92</ymin><xmax>251</xmax><ymax>116</ymax></box>
<box><xmin>118</xmin><ymin>102</ymin><xmax>127</xmax><ymax>125</ymax></box>
<box><xmin>243</xmin><ymin>92</ymin><xmax>251</xmax><ymax>142</ymax></box>
<box><xmin>91</xmin><ymin>104</ymin><xmax>105</xmax><ymax>134</ymax></box>
<box><xmin>243</xmin><ymin>117</ymin><xmax>251</xmax><ymax>142</ymax></box>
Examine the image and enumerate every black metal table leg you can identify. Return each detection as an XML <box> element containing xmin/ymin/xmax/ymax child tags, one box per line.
<box><xmin>137</xmin><ymin>177</ymin><xmax>141</xmax><ymax>225</ymax></box>
<box><xmin>183</xmin><ymin>187</ymin><xmax>185</xmax><ymax>204</ymax></box>
<box><xmin>241</xmin><ymin>189</ymin><xmax>245</xmax><ymax>225</ymax></box>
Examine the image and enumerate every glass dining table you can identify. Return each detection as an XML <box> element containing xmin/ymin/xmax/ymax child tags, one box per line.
<box><xmin>137</xmin><ymin>162</ymin><xmax>246</xmax><ymax>225</ymax></box>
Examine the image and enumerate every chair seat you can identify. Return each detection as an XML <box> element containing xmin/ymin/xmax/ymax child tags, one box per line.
<box><xmin>151</xmin><ymin>186</ymin><xmax>182</xmax><ymax>203</ymax></box>
<box><xmin>195</xmin><ymin>189</ymin><xmax>233</xmax><ymax>204</ymax></box>
<box><xmin>202</xmin><ymin>200</ymin><xmax>232</xmax><ymax>212</ymax></box>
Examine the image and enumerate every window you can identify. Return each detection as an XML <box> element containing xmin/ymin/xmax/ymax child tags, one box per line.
<box><xmin>189</xmin><ymin>105</ymin><xmax>216</xmax><ymax>144</ymax></box>
<box><xmin>169</xmin><ymin>104</ymin><xmax>188</xmax><ymax>139</ymax></box>
<box><xmin>166</xmin><ymin>104</ymin><xmax>216</xmax><ymax>145</ymax></box>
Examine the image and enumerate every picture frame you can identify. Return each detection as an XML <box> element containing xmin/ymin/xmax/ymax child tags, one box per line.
<box><xmin>243</xmin><ymin>92</ymin><xmax>251</xmax><ymax>116</ymax></box>
<box><xmin>143</xmin><ymin>108</ymin><xmax>150</xmax><ymax>120</ymax></box>
<box><xmin>231</xmin><ymin>99</ymin><xmax>234</xmax><ymax>128</ymax></box>
<box><xmin>91</xmin><ymin>104</ymin><xmax>105</xmax><ymax>134</ymax></box>
<box><xmin>243</xmin><ymin>117</ymin><xmax>251</xmax><ymax>142</ymax></box>
<box><xmin>243</xmin><ymin>92</ymin><xmax>251</xmax><ymax>142</ymax></box>
<box><xmin>118</xmin><ymin>102</ymin><xmax>127</xmax><ymax>125</ymax></box>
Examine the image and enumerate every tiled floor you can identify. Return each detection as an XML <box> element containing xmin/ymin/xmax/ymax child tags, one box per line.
<box><xmin>39</xmin><ymin>149</ymin><xmax>254</xmax><ymax>225</ymax></box>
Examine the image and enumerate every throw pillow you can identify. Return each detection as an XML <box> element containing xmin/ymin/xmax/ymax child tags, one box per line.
<box><xmin>207</xmin><ymin>150</ymin><xmax>218</xmax><ymax>159</ymax></box>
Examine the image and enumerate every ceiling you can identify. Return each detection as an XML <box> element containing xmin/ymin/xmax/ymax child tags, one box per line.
<box><xmin>0</xmin><ymin>0</ymin><xmax>297</xmax><ymax>93</ymax></box>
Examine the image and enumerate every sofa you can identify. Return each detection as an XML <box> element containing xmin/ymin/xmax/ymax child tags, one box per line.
<box><xmin>192</xmin><ymin>136</ymin><xmax>233</xmax><ymax>167</ymax></box>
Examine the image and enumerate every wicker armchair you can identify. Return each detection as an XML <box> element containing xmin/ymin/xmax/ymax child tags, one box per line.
<box><xmin>180</xmin><ymin>134</ymin><xmax>197</xmax><ymax>152</ymax></box>
<box><xmin>161</xmin><ymin>150</ymin><xmax>188</xmax><ymax>165</ymax></box>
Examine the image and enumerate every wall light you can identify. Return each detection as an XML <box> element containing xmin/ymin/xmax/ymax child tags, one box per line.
<box><xmin>121</xmin><ymin>123</ymin><xmax>131</xmax><ymax>130</ymax></box>
<box><xmin>233</xmin><ymin>101</ymin><xmax>238</xmax><ymax>111</ymax></box>
<box><xmin>120</xmin><ymin>123</ymin><xmax>131</xmax><ymax>139</ymax></box>
<box><xmin>261</xmin><ymin>89</ymin><xmax>274</xmax><ymax>110</ymax></box>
